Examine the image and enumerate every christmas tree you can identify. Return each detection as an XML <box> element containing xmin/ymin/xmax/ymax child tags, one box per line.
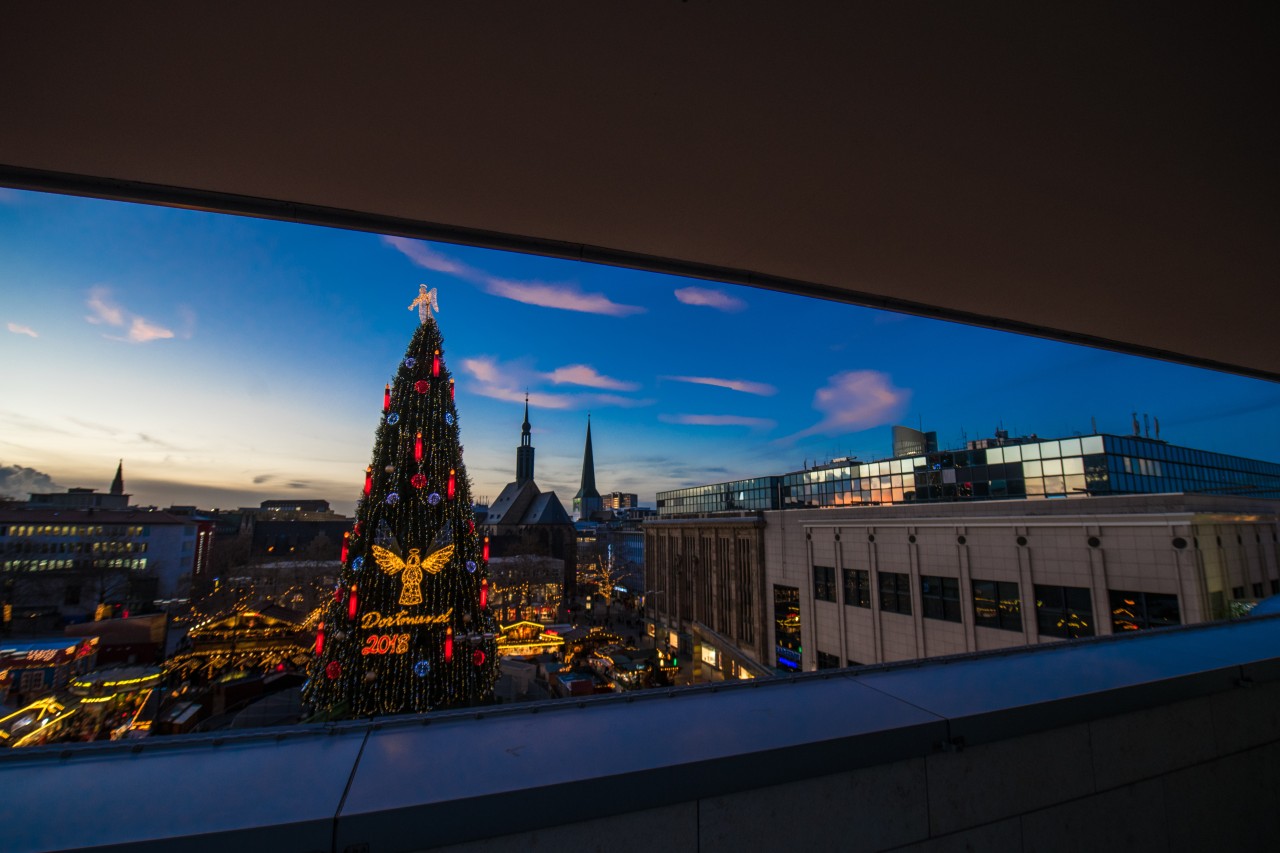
<box><xmin>304</xmin><ymin>285</ymin><xmax>499</xmax><ymax>718</ymax></box>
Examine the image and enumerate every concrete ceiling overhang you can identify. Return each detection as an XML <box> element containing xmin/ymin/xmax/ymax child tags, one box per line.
<box><xmin>2</xmin><ymin>6</ymin><xmax>1275</xmax><ymax>380</ymax></box>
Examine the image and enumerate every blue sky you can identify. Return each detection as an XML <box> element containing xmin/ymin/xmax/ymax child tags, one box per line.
<box><xmin>1</xmin><ymin>187</ymin><xmax>1277</xmax><ymax>515</ymax></box>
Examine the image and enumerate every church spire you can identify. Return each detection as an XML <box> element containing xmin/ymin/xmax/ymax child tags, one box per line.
<box><xmin>515</xmin><ymin>394</ymin><xmax>535</xmax><ymax>486</ymax></box>
<box><xmin>110</xmin><ymin>459</ymin><xmax>124</xmax><ymax>496</ymax></box>
<box><xmin>573</xmin><ymin>416</ymin><xmax>601</xmax><ymax>520</ymax></box>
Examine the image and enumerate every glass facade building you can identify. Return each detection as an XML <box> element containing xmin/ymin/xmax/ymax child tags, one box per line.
<box><xmin>657</xmin><ymin>434</ymin><xmax>1280</xmax><ymax>517</ymax></box>
<box><xmin>656</xmin><ymin>476</ymin><xmax>781</xmax><ymax>518</ymax></box>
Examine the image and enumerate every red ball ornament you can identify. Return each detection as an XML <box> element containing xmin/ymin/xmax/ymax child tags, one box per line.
<box><xmin>472</xmin><ymin>649</ymin><xmax>486</xmax><ymax>666</ymax></box>
<box><xmin>325</xmin><ymin>661</ymin><xmax>342</xmax><ymax>680</ymax></box>
<box><xmin>411</xmin><ymin>473</ymin><xmax>427</xmax><ymax>489</ymax></box>
<box><xmin>414</xmin><ymin>380</ymin><xmax>429</xmax><ymax>394</ymax></box>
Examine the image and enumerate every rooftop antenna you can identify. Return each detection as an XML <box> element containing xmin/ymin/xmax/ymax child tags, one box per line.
<box><xmin>1154</xmin><ymin>416</ymin><xmax>1161</xmax><ymax>440</ymax></box>
<box><xmin>1132</xmin><ymin>412</ymin><xmax>1140</xmax><ymax>436</ymax></box>
<box><xmin>1143</xmin><ymin>413</ymin><xmax>1150</xmax><ymax>438</ymax></box>
<box><xmin>1091</xmin><ymin>416</ymin><xmax>1097</xmax><ymax>434</ymax></box>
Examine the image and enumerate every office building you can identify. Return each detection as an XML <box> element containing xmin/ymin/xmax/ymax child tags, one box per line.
<box><xmin>657</xmin><ymin>430</ymin><xmax>1280</xmax><ymax>518</ymax></box>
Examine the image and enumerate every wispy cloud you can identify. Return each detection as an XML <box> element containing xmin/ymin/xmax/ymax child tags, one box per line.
<box><xmin>84</xmin><ymin>286</ymin><xmax>177</xmax><ymax>344</ymax></box>
<box><xmin>383</xmin><ymin>236</ymin><xmax>480</xmax><ymax>277</ymax></box>
<box><xmin>484</xmin><ymin>278</ymin><xmax>644</xmax><ymax>317</ymax></box>
<box><xmin>460</xmin><ymin>356</ymin><xmax>652</xmax><ymax>410</ymax></box>
<box><xmin>546</xmin><ymin>364</ymin><xmax>640</xmax><ymax>391</ymax></box>
<box><xmin>783</xmin><ymin>370</ymin><xmax>910</xmax><ymax>442</ymax></box>
<box><xmin>127</xmin><ymin>317</ymin><xmax>175</xmax><ymax>343</ymax></box>
<box><xmin>674</xmin><ymin>286</ymin><xmax>746</xmax><ymax>312</ymax></box>
<box><xmin>663</xmin><ymin>375</ymin><xmax>777</xmax><ymax>396</ymax></box>
<box><xmin>85</xmin><ymin>287</ymin><xmax>125</xmax><ymax>327</ymax></box>
<box><xmin>6</xmin><ymin>322</ymin><xmax>38</xmax><ymax>338</ymax></box>
<box><xmin>384</xmin><ymin>236</ymin><xmax>645</xmax><ymax>317</ymax></box>
<box><xmin>659</xmin><ymin>413</ymin><xmax>777</xmax><ymax>431</ymax></box>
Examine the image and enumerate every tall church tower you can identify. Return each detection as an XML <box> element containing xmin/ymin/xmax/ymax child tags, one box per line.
<box><xmin>516</xmin><ymin>394</ymin><xmax>535</xmax><ymax>486</ymax></box>
<box><xmin>573</xmin><ymin>416</ymin><xmax>602</xmax><ymax>520</ymax></box>
<box><xmin>110</xmin><ymin>460</ymin><xmax>124</xmax><ymax>496</ymax></box>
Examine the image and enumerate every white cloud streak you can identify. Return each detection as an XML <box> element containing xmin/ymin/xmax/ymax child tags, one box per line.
<box><xmin>663</xmin><ymin>375</ymin><xmax>777</xmax><ymax>396</ymax></box>
<box><xmin>460</xmin><ymin>356</ymin><xmax>651</xmax><ymax>410</ymax></box>
<box><xmin>546</xmin><ymin>364</ymin><xmax>639</xmax><ymax>391</ymax></box>
<box><xmin>660</xmin><ymin>413</ymin><xmax>777</xmax><ymax>430</ymax></box>
<box><xmin>384</xmin><ymin>236</ymin><xmax>645</xmax><ymax>317</ymax></box>
<box><xmin>6</xmin><ymin>322</ymin><xmax>38</xmax><ymax>338</ymax></box>
<box><xmin>674</xmin><ymin>286</ymin><xmax>747</xmax><ymax>312</ymax></box>
<box><xmin>84</xmin><ymin>286</ymin><xmax>177</xmax><ymax>344</ymax></box>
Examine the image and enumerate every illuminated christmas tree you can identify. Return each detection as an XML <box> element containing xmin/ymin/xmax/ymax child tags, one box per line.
<box><xmin>304</xmin><ymin>285</ymin><xmax>499</xmax><ymax>717</ymax></box>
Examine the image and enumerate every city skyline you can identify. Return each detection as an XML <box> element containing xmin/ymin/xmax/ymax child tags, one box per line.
<box><xmin>2</xmin><ymin>186</ymin><xmax>1278</xmax><ymax>516</ymax></box>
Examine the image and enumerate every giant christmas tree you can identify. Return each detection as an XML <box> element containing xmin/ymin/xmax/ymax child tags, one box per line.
<box><xmin>304</xmin><ymin>285</ymin><xmax>499</xmax><ymax>717</ymax></box>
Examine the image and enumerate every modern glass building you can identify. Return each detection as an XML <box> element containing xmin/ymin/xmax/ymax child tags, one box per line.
<box><xmin>656</xmin><ymin>476</ymin><xmax>782</xmax><ymax>518</ymax></box>
<box><xmin>657</xmin><ymin>434</ymin><xmax>1280</xmax><ymax>517</ymax></box>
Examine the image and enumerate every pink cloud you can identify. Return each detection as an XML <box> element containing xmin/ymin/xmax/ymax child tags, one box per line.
<box><xmin>660</xmin><ymin>413</ymin><xmax>776</xmax><ymax>430</ymax></box>
<box><xmin>674</xmin><ymin>286</ymin><xmax>747</xmax><ymax>312</ymax></box>
<box><xmin>485</xmin><ymin>278</ymin><xmax>644</xmax><ymax>317</ymax></box>
<box><xmin>384</xmin><ymin>236</ymin><xmax>644</xmax><ymax>317</ymax></box>
<box><xmin>663</xmin><ymin>375</ymin><xmax>776</xmax><ymax>396</ymax></box>
<box><xmin>85</xmin><ymin>286</ymin><xmax>177</xmax><ymax>344</ymax></box>
<box><xmin>784</xmin><ymin>370</ymin><xmax>910</xmax><ymax>442</ymax></box>
<box><xmin>85</xmin><ymin>287</ymin><xmax>125</xmax><ymax>326</ymax></box>
<box><xmin>382</xmin><ymin>236</ymin><xmax>479</xmax><ymax>277</ymax></box>
<box><xmin>461</xmin><ymin>356</ymin><xmax>651</xmax><ymax>410</ymax></box>
<box><xmin>127</xmin><ymin>317</ymin><xmax>175</xmax><ymax>343</ymax></box>
<box><xmin>547</xmin><ymin>364</ymin><xmax>639</xmax><ymax>391</ymax></box>
<box><xmin>6</xmin><ymin>322</ymin><xmax>38</xmax><ymax>338</ymax></box>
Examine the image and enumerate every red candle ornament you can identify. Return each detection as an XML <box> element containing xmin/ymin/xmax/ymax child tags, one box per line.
<box><xmin>363</xmin><ymin>466</ymin><xmax>372</xmax><ymax>496</ymax></box>
<box><xmin>340</xmin><ymin>531</ymin><xmax>350</xmax><ymax>563</ymax></box>
<box><xmin>334</xmin><ymin>584</ymin><xmax>344</xmax><ymax>604</ymax></box>
<box><xmin>444</xmin><ymin>626</ymin><xmax>454</xmax><ymax>662</ymax></box>
<box><xmin>383</xmin><ymin>384</ymin><xmax>391</xmax><ymax>411</ymax></box>
<box><xmin>447</xmin><ymin>468</ymin><xmax>456</xmax><ymax>500</ymax></box>
<box><xmin>480</xmin><ymin>577</ymin><xmax>488</xmax><ymax>609</ymax></box>
<box><xmin>315</xmin><ymin>622</ymin><xmax>325</xmax><ymax>656</ymax></box>
<box><xmin>348</xmin><ymin>584</ymin><xmax>358</xmax><ymax>620</ymax></box>
<box><xmin>432</xmin><ymin>349</ymin><xmax>440</xmax><ymax>377</ymax></box>
<box><xmin>353</xmin><ymin>521</ymin><xmax>362</xmax><ymax>538</ymax></box>
<box><xmin>468</xmin><ymin>519</ymin><xmax>475</xmax><ymax>534</ymax></box>
<box><xmin>449</xmin><ymin>378</ymin><xmax>455</xmax><ymax>400</ymax></box>
<box><xmin>483</xmin><ymin>536</ymin><xmax>490</xmax><ymax>562</ymax></box>
<box><xmin>415</xmin><ymin>431</ymin><xmax>423</xmax><ymax>462</ymax></box>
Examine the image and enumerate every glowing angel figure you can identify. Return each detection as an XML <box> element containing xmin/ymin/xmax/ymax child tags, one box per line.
<box><xmin>408</xmin><ymin>284</ymin><xmax>440</xmax><ymax>324</ymax></box>
<box><xmin>372</xmin><ymin>544</ymin><xmax>454</xmax><ymax>606</ymax></box>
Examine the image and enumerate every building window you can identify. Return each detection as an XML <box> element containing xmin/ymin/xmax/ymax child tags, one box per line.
<box><xmin>812</xmin><ymin>565</ymin><xmax>836</xmax><ymax>603</ymax></box>
<box><xmin>1252</xmin><ymin>582</ymin><xmax>1265</xmax><ymax>598</ymax></box>
<box><xmin>1035</xmin><ymin>585</ymin><xmax>1094</xmax><ymax>639</ymax></box>
<box><xmin>1110</xmin><ymin>590</ymin><xmax>1180</xmax><ymax>632</ymax></box>
<box><xmin>1231</xmin><ymin>586</ymin><xmax>1245</xmax><ymax>599</ymax></box>
<box><xmin>816</xmin><ymin>650</ymin><xmax>841</xmax><ymax>670</ymax></box>
<box><xmin>1272</xmin><ymin>579</ymin><xmax>1279</xmax><ymax>596</ymax></box>
<box><xmin>973</xmin><ymin>579</ymin><xmax>1022</xmax><ymax>631</ymax></box>
<box><xmin>879</xmin><ymin>571</ymin><xmax>912</xmax><ymax>615</ymax></box>
<box><xmin>920</xmin><ymin>575</ymin><xmax>961</xmax><ymax>622</ymax></box>
<box><xmin>843</xmin><ymin>568</ymin><xmax>870</xmax><ymax>608</ymax></box>
<box><xmin>21</xmin><ymin>670</ymin><xmax>45</xmax><ymax>693</ymax></box>
<box><xmin>773</xmin><ymin>585</ymin><xmax>801</xmax><ymax>671</ymax></box>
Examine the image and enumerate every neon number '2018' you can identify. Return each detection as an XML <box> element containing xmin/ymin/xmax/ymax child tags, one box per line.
<box><xmin>361</xmin><ymin>633</ymin><xmax>410</xmax><ymax>655</ymax></box>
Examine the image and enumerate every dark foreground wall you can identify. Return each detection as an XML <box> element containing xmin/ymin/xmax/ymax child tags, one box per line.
<box><xmin>2</xmin><ymin>616</ymin><xmax>1278</xmax><ymax>852</ymax></box>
